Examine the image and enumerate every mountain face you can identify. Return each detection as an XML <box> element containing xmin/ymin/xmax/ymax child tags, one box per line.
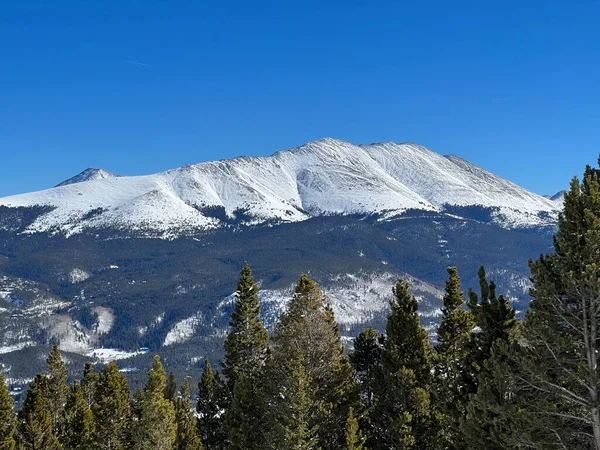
<box><xmin>0</xmin><ymin>139</ymin><xmax>558</xmax><ymax>237</ymax></box>
<box><xmin>0</xmin><ymin>138</ymin><xmax>562</xmax><ymax>383</ymax></box>
<box><xmin>55</xmin><ymin>168</ymin><xmax>118</xmax><ymax>187</ymax></box>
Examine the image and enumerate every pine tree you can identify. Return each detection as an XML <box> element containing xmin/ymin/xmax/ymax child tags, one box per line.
<box><xmin>265</xmin><ymin>274</ymin><xmax>358</xmax><ymax>449</ymax></box>
<box><xmin>92</xmin><ymin>362</ymin><xmax>131</xmax><ymax>450</ymax></box>
<box><xmin>197</xmin><ymin>360</ymin><xmax>226</xmax><ymax>450</ymax></box>
<box><xmin>164</xmin><ymin>372</ymin><xmax>177</xmax><ymax>402</ymax></box>
<box><xmin>80</xmin><ymin>363</ymin><xmax>97</xmax><ymax>408</ymax></box>
<box><xmin>268</xmin><ymin>352</ymin><xmax>318</xmax><ymax>450</ymax></box>
<box><xmin>369</xmin><ymin>279</ymin><xmax>434</xmax><ymax>450</ymax></box>
<box><xmin>505</xmin><ymin>164</ymin><xmax>600</xmax><ymax>449</ymax></box>
<box><xmin>222</xmin><ymin>262</ymin><xmax>269</xmax><ymax>390</ymax></box>
<box><xmin>16</xmin><ymin>374</ymin><xmax>61</xmax><ymax>450</ymax></box>
<box><xmin>0</xmin><ymin>375</ymin><xmax>16</xmax><ymax>450</ymax></box>
<box><xmin>174</xmin><ymin>379</ymin><xmax>203</xmax><ymax>450</ymax></box>
<box><xmin>221</xmin><ymin>262</ymin><xmax>269</xmax><ymax>449</ymax></box>
<box><xmin>132</xmin><ymin>355</ymin><xmax>176</xmax><ymax>450</ymax></box>
<box><xmin>62</xmin><ymin>382</ymin><xmax>95</xmax><ymax>450</ymax></box>
<box><xmin>46</xmin><ymin>345</ymin><xmax>69</xmax><ymax>438</ymax></box>
<box><xmin>434</xmin><ymin>267</ymin><xmax>474</xmax><ymax>449</ymax></box>
<box><xmin>345</xmin><ymin>407</ymin><xmax>367</xmax><ymax>450</ymax></box>
<box><xmin>350</xmin><ymin>328</ymin><xmax>381</xmax><ymax>409</ymax></box>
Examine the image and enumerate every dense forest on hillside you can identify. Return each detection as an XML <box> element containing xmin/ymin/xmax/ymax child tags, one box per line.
<box><xmin>3</xmin><ymin>160</ymin><xmax>600</xmax><ymax>449</ymax></box>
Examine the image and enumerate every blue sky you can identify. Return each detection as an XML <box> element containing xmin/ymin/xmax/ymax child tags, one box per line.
<box><xmin>1</xmin><ymin>0</ymin><xmax>599</xmax><ymax>197</ymax></box>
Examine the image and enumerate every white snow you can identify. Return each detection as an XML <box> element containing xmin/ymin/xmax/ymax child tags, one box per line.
<box><xmin>86</xmin><ymin>347</ymin><xmax>149</xmax><ymax>363</ymax></box>
<box><xmin>163</xmin><ymin>313</ymin><xmax>204</xmax><ymax>346</ymax></box>
<box><xmin>0</xmin><ymin>138</ymin><xmax>560</xmax><ymax>236</ymax></box>
<box><xmin>68</xmin><ymin>268</ymin><xmax>91</xmax><ymax>284</ymax></box>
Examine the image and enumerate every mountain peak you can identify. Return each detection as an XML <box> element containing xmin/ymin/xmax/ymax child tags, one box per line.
<box><xmin>56</xmin><ymin>168</ymin><xmax>118</xmax><ymax>187</ymax></box>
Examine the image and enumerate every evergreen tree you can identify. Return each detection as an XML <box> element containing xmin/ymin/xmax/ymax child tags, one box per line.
<box><xmin>164</xmin><ymin>372</ymin><xmax>177</xmax><ymax>402</ymax></box>
<box><xmin>221</xmin><ymin>262</ymin><xmax>269</xmax><ymax>449</ymax></box>
<box><xmin>62</xmin><ymin>382</ymin><xmax>95</xmax><ymax>450</ymax></box>
<box><xmin>0</xmin><ymin>375</ymin><xmax>16</xmax><ymax>450</ymax></box>
<box><xmin>506</xmin><ymin>164</ymin><xmax>600</xmax><ymax>449</ymax></box>
<box><xmin>16</xmin><ymin>374</ymin><xmax>61</xmax><ymax>450</ymax></box>
<box><xmin>132</xmin><ymin>355</ymin><xmax>176</xmax><ymax>450</ymax></box>
<box><xmin>434</xmin><ymin>267</ymin><xmax>474</xmax><ymax>449</ymax></box>
<box><xmin>92</xmin><ymin>362</ymin><xmax>131</xmax><ymax>450</ymax></box>
<box><xmin>345</xmin><ymin>407</ymin><xmax>367</xmax><ymax>450</ymax></box>
<box><xmin>221</xmin><ymin>262</ymin><xmax>269</xmax><ymax>390</ymax></box>
<box><xmin>369</xmin><ymin>279</ymin><xmax>434</xmax><ymax>450</ymax></box>
<box><xmin>197</xmin><ymin>360</ymin><xmax>226</xmax><ymax>450</ymax></box>
<box><xmin>46</xmin><ymin>345</ymin><xmax>69</xmax><ymax>438</ymax></box>
<box><xmin>80</xmin><ymin>363</ymin><xmax>97</xmax><ymax>408</ymax></box>
<box><xmin>174</xmin><ymin>379</ymin><xmax>203</xmax><ymax>450</ymax></box>
<box><xmin>350</xmin><ymin>328</ymin><xmax>381</xmax><ymax>409</ymax></box>
<box><xmin>265</xmin><ymin>274</ymin><xmax>358</xmax><ymax>450</ymax></box>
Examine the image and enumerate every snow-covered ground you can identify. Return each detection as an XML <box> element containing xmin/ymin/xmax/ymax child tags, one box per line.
<box><xmin>0</xmin><ymin>138</ymin><xmax>559</xmax><ymax>236</ymax></box>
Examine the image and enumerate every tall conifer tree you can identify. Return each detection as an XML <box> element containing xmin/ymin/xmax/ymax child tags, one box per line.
<box><xmin>197</xmin><ymin>360</ymin><xmax>226</xmax><ymax>450</ymax></box>
<box><xmin>222</xmin><ymin>262</ymin><xmax>269</xmax><ymax>449</ymax></box>
<box><xmin>370</xmin><ymin>279</ymin><xmax>434</xmax><ymax>450</ymax></box>
<box><xmin>266</xmin><ymin>274</ymin><xmax>357</xmax><ymax>449</ymax></box>
<box><xmin>62</xmin><ymin>382</ymin><xmax>95</xmax><ymax>450</ymax></box>
<box><xmin>92</xmin><ymin>362</ymin><xmax>131</xmax><ymax>450</ymax></box>
<box><xmin>16</xmin><ymin>375</ymin><xmax>61</xmax><ymax>450</ymax></box>
<box><xmin>0</xmin><ymin>375</ymin><xmax>16</xmax><ymax>450</ymax></box>
<box><xmin>174</xmin><ymin>379</ymin><xmax>203</xmax><ymax>450</ymax></box>
<box><xmin>46</xmin><ymin>345</ymin><xmax>69</xmax><ymax>438</ymax></box>
<box><xmin>434</xmin><ymin>267</ymin><xmax>474</xmax><ymax>449</ymax></box>
<box><xmin>132</xmin><ymin>355</ymin><xmax>176</xmax><ymax>450</ymax></box>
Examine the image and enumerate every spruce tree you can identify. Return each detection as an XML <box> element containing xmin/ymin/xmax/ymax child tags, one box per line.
<box><xmin>132</xmin><ymin>355</ymin><xmax>176</xmax><ymax>450</ymax></box>
<box><xmin>221</xmin><ymin>262</ymin><xmax>269</xmax><ymax>449</ymax></box>
<box><xmin>80</xmin><ymin>363</ymin><xmax>97</xmax><ymax>408</ymax></box>
<box><xmin>369</xmin><ymin>279</ymin><xmax>434</xmax><ymax>450</ymax></box>
<box><xmin>62</xmin><ymin>382</ymin><xmax>95</xmax><ymax>450</ymax></box>
<box><xmin>434</xmin><ymin>267</ymin><xmax>474</xmax><ymax>449</ymax></box>
<box><xmin>0</xmin><ymin>375</ymin><xmax>16</xmax><ymax>450</ymax></box>
<box><xmin>506</xmin><ymin>164</ymin><xmax>600</xmax><ymax>449</ymax></box>
<box><xmin>345</xmin><ymin>407</ymin><xmax>367</xmax><ymax>450</ymax></box>
<box><xmin>222</xmin><ymin>262</ymin><xmax>269</xmax><ymax>389</ymax></box>
<box><xmin>46</xmin><ymin>345</ymin><xmax>69</xmax><ymax>438</ymax></box>
<box><xmin>92</xmin><ymin>362</ymin><xmax>131</xmax><ymax>450</ymax></box>
<box><xmin>197</xmin><ymin>360</ymin><xmax>226</xmax><ymax>450</ymax></box>
<box><xmin>16</xmin><ymin>375</ymin><xmax>61</xmax><ymax>450</ymax></box>
<box><xmin>350</xmin><ymin>327</ymin><xmax>381</xmax><ymax>409</ymax></box>
<box><xmin>266</xmin><ymin>274</ymin><xmax>358</xmax><ymax>449</ymax></box>
<box><xmin>174</xmin><ymin>379</ymin><xmax>203</xmax><ymax>450</ymax></box>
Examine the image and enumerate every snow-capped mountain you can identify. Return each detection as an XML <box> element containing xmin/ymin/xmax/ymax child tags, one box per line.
<box><xmin>56</xmin><ymin>168</ymin><xmax>118</xmax><ymax>187</ymax></box>
<box><xmin>0</xmin><ymin>138</ymin><xmax>559</xmax><ymax>236</ymax></box>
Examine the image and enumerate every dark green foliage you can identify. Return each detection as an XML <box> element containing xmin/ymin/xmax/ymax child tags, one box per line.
<box><xmin>62</xmin><ymin>382</ymin><xmax>95</xmax><ymax>450</ymax></box>
<box><xmin>222</xmin><ymin>262</ymin><xmax>269</xmax><ymax>449</ymax></box>
<box><xmin>351</xmin><ymin>327</ymin><xmax>381</xmax><ymax>409</ymax></box>
<box><xmin>265</xmin><ymin>274</ymin><xmax>358</xmax><ymax>449</ymax></box>
<box><xmin>196</xmin><ymin>360</ymin><xmax>226</xmax><ymax>450</ymax></box>
<box><xmin>92</xmin><ymin>362</ymin><xmax>131</xmax><ymax>450</ymax></box>
<box><xmin>370</xmin><ymin>279</ymin><xmax>435</xmax><ymax>450</ymax></box>
<box><xmin>80</xmin><ymin>363</ymin><xmax>97</xmax><ymax>408</ymax></box>
<box><xmin>46</xmin><ymin>345</ymin><xmax>69</xmax><ymax>437</ymax></box>
<box><xmin>16</xmin><ymin>374</ymin><xmax>61</xmax><ymax>450</ymax></box>
<box><xmin>174</xmin><ymin>379</ymin><xmax>203</xmax><ymax>450</ymax></box>
<box><xmin>0</xmin><ymin>375</ymin><xmax>16</xmax><ymax>450</ymax></box>
<box><xmin>164</xmin><ymin>372</ymin><xmax>177</xmax><ymax>402</ymax></box>
<box><xmin>132</xmin><ymin>355</ymin><xmax>176</xmax><ymax>450</ymax></box>
<box><xmin>345</xmin><ymin>407</ymin><xmax>367</xmax><ymax>450</ymax></box>
<box><xmin>434</xmin><ymin>267</ymin><xmax>474</xmax><ymax>449</ymax></box>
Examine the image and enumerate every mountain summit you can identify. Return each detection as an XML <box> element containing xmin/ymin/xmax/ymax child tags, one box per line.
<box><xmin>56</xmin><ymin>168</ymin><xmax>118</xmax><ymax>187</ymax></box>
<box><xmin>0</xmin><ymin>138</ymin><xmax>559</xmax><ymax>236</ymax></box>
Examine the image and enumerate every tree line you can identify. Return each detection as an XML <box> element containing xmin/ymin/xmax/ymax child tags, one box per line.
<box><xmin>2</xmin><ymin>160</ymin><xmax>600</xmax><ymax>449</ymax></box>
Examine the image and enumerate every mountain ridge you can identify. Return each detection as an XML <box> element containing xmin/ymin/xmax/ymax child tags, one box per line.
<box><xmin>0</xmin><ymin>138</ymin><xmax>559</xmax><ymax>236</ymax></box>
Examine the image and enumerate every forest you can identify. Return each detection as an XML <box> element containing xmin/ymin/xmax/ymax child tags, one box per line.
<box><xmin>2</xmin><ymin>161</ymin><xmax>600</xmax><ymax>450</ymax></box>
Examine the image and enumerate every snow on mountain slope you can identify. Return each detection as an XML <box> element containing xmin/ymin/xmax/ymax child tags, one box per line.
<box><xmin>56</xmin><ymin>168</ymin><xmax>118</xmax><ymax>187</ymax></box>
<box><xmin>0</xmin><ymin>138</ymin><xmax>559</xmax><ymax>235</ymax></box>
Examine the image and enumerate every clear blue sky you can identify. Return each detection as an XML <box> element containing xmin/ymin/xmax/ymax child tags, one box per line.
<box><xmin>1</xmin><ymin>0</ymin><xmax>599</xmax><ymax>197</ymax></box>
